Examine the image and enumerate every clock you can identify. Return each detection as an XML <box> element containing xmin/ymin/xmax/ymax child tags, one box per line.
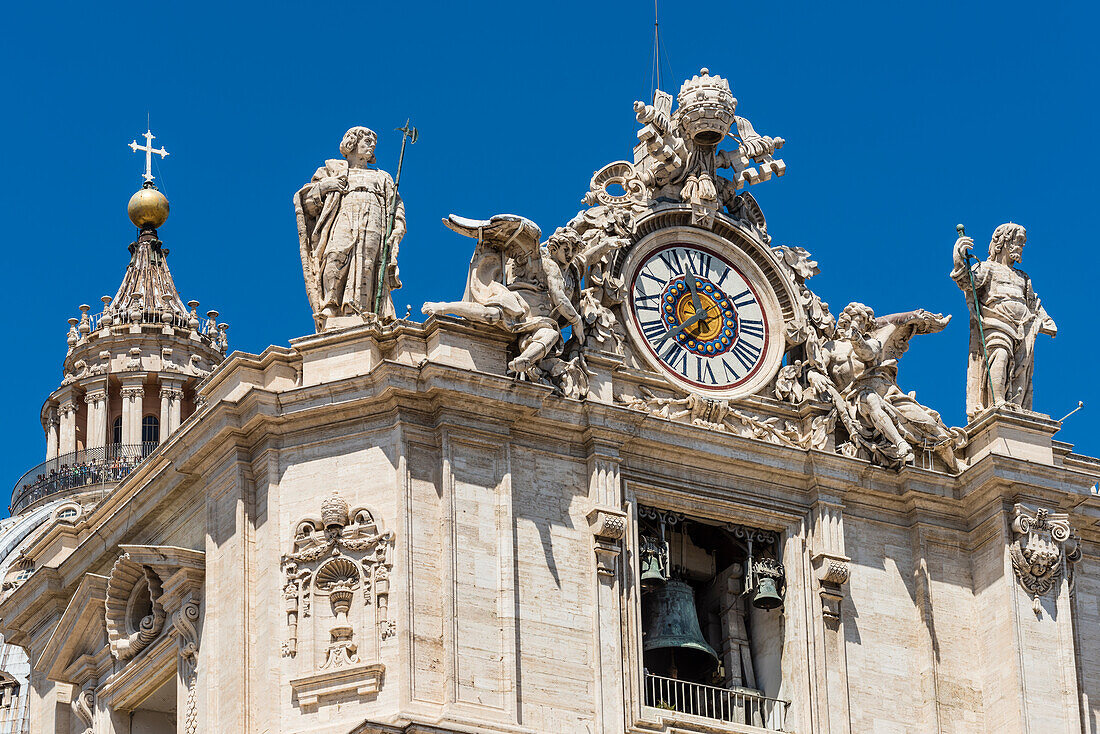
<box><xmin>620</xmin><ymin>229</ymin><xmax>786</xmax><ymax>399</ymax></box>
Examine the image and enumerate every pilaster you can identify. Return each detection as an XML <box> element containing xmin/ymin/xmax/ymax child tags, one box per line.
<box><xmin>808</xmin><ymin>499</ymin><xmax>852</xmax><ymax>734</ymax></box>
<box><xmin>584</xmin><ymin>435</ymin><xmax>627</xmax><ymax>734</ymax></box>
<box><xmin>159</xmin><ymin>379</ymin><xmax>185</xmax><ymax>442</ymax></box>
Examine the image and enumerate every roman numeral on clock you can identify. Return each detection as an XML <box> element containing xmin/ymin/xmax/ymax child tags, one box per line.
<box><xmin>722</xmin><ymin>358</ymin><xmax>741</xmax><ymax>381</ymax></box>
<box><xmin>695</xmin><ymin>357</ymin><xmax>716</xmax><ymax>384</ymax></box>
<box><xmin>739</xmin><ymin>318</ymin><xmax>764</xmax><ymax>340</ymax></box>
<box><xmin>641</xmin><ymin>320</ymin><xmax>665</xmax><ymax>341</ymax></box>
<box><xmin>730</xmin><ymin>288</ymin><xmax>756</xmax><ymax>309</ymax></box>
<box><xmin>657</xmin><ymin>250</ymin><xmax>684</xmax><ymax>276</ymax></box>
<box><xmin>686</xmin><ymin>250</ymin><xmax>712</xmax><ymax>276</ymax></box>
<box><xmin>660</xmin><ymin>340</ymin><xmax>688</xmax><ymax>375</ymax></box>
<box><xmin>635</xmin><ymin>291</ymin><xmax>661</xmax><ymax>311</ymax></box>
<box><xmin>731</xmin><ymin>338</ymin><xmax>762</xmax><ymax>371</ymax></box>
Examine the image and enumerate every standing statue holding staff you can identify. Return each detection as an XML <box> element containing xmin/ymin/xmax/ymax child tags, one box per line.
<box><xmin>951</xmin><ymin>223</ymin><xmax>1056</xmax><ymax>418</ymax></box>
<box><xmin>295</xmin><ymin>125</ymin><xmax>410</xmax><ymax>331</ymax></box>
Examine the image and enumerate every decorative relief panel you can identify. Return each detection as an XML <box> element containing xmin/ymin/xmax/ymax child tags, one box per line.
<box><xmin>282</xmin><ymin>492</ymin><xmax>394</xmax><ymax>710</ymax></box>
<box><xmin>1009</xmin><ymin>504</ymin><xmax>1080</xmax><ymax>614</ymax></box>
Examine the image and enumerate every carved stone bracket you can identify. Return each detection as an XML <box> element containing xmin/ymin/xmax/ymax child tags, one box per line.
<box><xmin>173</xmin><ymin>600</ymin><xmax>201</xmax><ymax>733</ymax></box>
<box><xmin>812</xmin><ymin>552</ymin><xmax>851</xmax><ymax>622</ymax></box>
<box><xmin>589</xmin><ymin>508</ymin><xmax>628</xmax><ymax>577</ymax></box>
<box><xmin>809</xmin><ymin>501</ymin><xmax>850</xmax><ymax>623</ymax></box>
<box><xmin>71</xmin><ymin>685</ymin><xmax>94</xmax><ymax>734</ymax></box>
<box><xmin>1009</xmin><ymin>504</ymin><xmax>1079</xmax><ymax>614</ymax></box>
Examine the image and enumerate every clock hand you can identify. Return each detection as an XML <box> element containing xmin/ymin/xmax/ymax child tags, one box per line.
<box><xmin>655</xmin><ymin>309</ymin><xmax>707</xmax><ymax>347</ymax></box>
<box><xmin>684</xmin><ymin>263</ymin><xmax>703</xmax><ymax>314</ymax></box>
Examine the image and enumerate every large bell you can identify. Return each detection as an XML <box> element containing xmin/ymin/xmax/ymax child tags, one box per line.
<box><xmin>752</xmin><ymin>575</ymin><xmax>783</xmax><ymax>610</ymax></box>
<box><xmin>640</xmin><ymin>554</ymin><xmax>667</xmax><ymax>592</ymax></box>
<box><xmin>643</xmin><ymin>580</ymin><xmax>719</xmax><ymax>680</ymax></box>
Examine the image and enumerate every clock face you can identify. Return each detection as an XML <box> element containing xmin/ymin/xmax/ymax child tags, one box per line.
<box><xmin>627</xmin><ymin>243</ymin><xmax>774</xmax><ymax>394</ymax></box>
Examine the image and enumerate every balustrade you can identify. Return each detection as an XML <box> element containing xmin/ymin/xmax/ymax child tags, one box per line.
<box><xmin>10</xmin><ymin>442</ymin><xmax>158</xmax><ymax>515</ymax></box>
<box><xmin>644</xmin><ymin>672</ymin><xmax>788</xmax><ymax>731</ymax></box>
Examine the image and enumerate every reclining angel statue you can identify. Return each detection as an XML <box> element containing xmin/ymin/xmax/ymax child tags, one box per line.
<box><xmin>808</xmin><ymin>303</ymin><xmax>966</xmax><ymax>472</ymax></box>
<box><xmin>422</xmin><ymin>214</ymin><xmax>627</xmax><ymax>393</ymax></box>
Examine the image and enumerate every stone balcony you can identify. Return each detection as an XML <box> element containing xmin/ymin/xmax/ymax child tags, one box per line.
<box><xmin>644</xmin><ymin>672</ymin><xmax>789</xmax><ymax>732</ymax></box>
<box><xmin>9</xmin><ymin>442</ymin><xmax>157</xmax><ymax>516</ymax></box>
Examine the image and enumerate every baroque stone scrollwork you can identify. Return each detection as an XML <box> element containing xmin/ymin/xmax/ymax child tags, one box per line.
<box><xmin>71</xmin><ymin>686</ymin><xmax>94</xmax><ymax>734</ymax></box>
<box><xmin>617</xmin><ymin>386</ymin><xmax>807</xmax><ymax>449</ymax></box>
<box><xmin>951</xmin><ymin>223</ymin><xmax>1056</xmax><ymax>418</ymax></box>
<box><xmin>173</xmin><ymin>600</ymin><xmax>200</xmax><ymax>734</ymax></box>
<box><xmin>1009</xmin><ymin>504</ymin><xmax>1079</xmax><ymax>614</ymax></box>
<box><xmin>105</xmin><ymin>553</ymin><xmax>167</xmax><ymax>661</ymax></box>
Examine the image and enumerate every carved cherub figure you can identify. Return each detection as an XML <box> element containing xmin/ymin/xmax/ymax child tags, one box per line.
<box><xmin>816</xmin><ymin>303</ymin><xmax>965</xmax><ymax>471</ymax></box>
<box><xmin>423</xmin><ymin>214</ymin><xmax>625</xmax><ymax>381</ymax></box>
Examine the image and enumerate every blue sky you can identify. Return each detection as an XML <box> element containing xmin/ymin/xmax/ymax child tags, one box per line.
<box><xmin>1</xmin><ymin>1</ymin><xmax>1096</xmax><ymax>496</ymax></box>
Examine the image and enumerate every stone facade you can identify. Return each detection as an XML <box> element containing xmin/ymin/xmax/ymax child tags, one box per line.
<box><xmin>1</xmin><ymin>75</ymin><xmax>1099</xmax><ymax>734</ymax></box>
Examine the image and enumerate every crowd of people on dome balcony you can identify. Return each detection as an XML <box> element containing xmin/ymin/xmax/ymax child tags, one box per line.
<box><xmin>13</xmin><ymin>454</ymin><xmax>144</xmax><ymax>512</ymax></box>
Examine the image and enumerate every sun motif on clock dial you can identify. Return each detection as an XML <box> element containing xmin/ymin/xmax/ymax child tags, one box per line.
<box><xmin>628</xmin><ymin>244</ymin><xmax>771</xmax><ymax>393</ymax></box>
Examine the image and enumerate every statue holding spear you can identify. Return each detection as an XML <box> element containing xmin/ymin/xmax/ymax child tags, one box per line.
<box><xmin>294</xmin><ymin>122</ymin><xmax>416</xmax><ymax>331</ymax></box>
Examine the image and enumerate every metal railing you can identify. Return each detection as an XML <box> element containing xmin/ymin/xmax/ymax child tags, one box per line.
<box><xmin>644</xmin><ymin>672</ymin><xmax>789</xmax><ymax>731</ymax></box>
<box><xmin>10</xmin><ymin>442</ymin><xmax>159</xmax><ymax>515</ymax></box>
<box><xmin>85</xmin><ymin>309</ymin><xmax>218</xmax><ymax>338</ymax></box>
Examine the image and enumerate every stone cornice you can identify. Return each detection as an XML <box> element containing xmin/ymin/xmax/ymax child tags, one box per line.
<box><xmin>16</xmin><ymin>321</ymin><xmax>1100</xmax><ymax>631</ymax></box>
<box><xmin>0</xmin><ymin>566</ymin><xmax>66</xmax><ymax>651</ymax></box>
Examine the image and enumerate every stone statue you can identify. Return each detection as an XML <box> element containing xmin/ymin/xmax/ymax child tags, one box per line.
<box><xmin>812</xmin><ymin>304</ymin><xmax>965</xmax><ymax>471</ymax></box>
<box><xmin>295</xmin><ymin>126</ymin><xmax>406</xmax><ymax>330</ymax></box>
<box><xmin>422</xmin><ymin>214</ymin><xmax>625</xmax><ymax>395</ymax></box>
<box><xmin>951</xmin><ymin>223</ymin><xmax>1056</xmax><ymax>418</ymax></box>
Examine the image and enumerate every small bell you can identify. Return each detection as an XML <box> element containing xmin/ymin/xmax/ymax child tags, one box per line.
<box><xmin>751</xmin><ymin>558</ymin><xmax>786</xmax><ymax>610</ymax></box>
<box><xmin>640</xmin><ymin>554</ymin><xmax>667</xmax><ymax>592</ymax></box>
<box><xmin>752</xmin><ymin>575</ymin><xmax>783</xmax><ymax>610</ymax></box>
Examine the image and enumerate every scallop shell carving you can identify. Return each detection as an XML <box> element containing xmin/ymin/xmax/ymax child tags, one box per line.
<box><xmin>105</xmin><ymin>554</ymin><xmax>166</xmax><ymax>660</ymax></box>
<box><xmin>314</xmin><ymin>557</ymin><xmax>360</xmax><ymax>591</ymax></box>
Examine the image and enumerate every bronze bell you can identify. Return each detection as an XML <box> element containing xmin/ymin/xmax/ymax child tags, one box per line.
<box><xmin>640</xmin><ymin>554</ymin><xmax>667</xmax><ymax>592</ymax></box>
<box><xmin>643</xmin><ymin>580</ymin><xmax>719</xmax><ymax>680</ymax></box>
<box><xmin>752</xmin><ymin>575</ymin><xmax>783</xmax><ymax>610</ymax></box>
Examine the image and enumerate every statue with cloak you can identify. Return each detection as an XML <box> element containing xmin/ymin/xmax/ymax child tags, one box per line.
<box><xmin>295</xmin><ymin>126</ymin><xmax>405</xmax><ymax>330</ymax></box>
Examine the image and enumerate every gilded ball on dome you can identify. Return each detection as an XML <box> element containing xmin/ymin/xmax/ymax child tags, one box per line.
<box><xmin>127</xmin><ymin>187</ymin><xmax>170</xmax><ymax>229</ymax></box>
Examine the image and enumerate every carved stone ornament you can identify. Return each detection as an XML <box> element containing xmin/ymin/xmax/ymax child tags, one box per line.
<box><xmin>421</xmin><ymin>68</ymin><xmax>786</xmax><ymax>401</ymax></box>
<box><xmin>174</xmin><ymin>600</ymin><xmax>201</xmax><ymax>733</ymax></box>
<box><xmin>71</xmin><ymin>686</ymin><xmax>94</xmax><ymax>734</ymax></box>
<box><xmin>1009</xmin><ymin>504</ymin><xmax>1079</xmax><ymax>613</ymax></box>
<box><xmin>588</xmin><ymin>508</ymin><xmax>627</xmax><ymax>543</ymax></box>
<box><xmin>105</xmin><ymin>553</ymin><xmax>167</xmax><ymax>661</ymax></box>
<box><xmin>282</xmin><ymin>492</ymin><xmax>393</xmax><ymax>710</ymax></box>
<box><xmin>772</xmin><ymin>246</ymin><xmax>969</xmax><ymax>474</ymax></box>
<box><xmin>617</xmin><ymin>386</ymin><xmax>807</xmax><ymax>449</ymax></box>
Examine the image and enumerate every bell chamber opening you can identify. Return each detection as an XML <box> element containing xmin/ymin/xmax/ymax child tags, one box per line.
<box><xmin>637</xmin><ymin>506</ymin><xmax>787</xmax><ymax>724</ymax></box>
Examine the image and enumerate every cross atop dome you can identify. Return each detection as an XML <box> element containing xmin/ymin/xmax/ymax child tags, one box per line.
<box><xmin>126</xmin><ymin>128</ymin><xmax>171</xmax><ymax>230</ymax></box>
<box><xmin>129</xmin><ymin>128</ymin><xmax>169</xmax><ymax>184</ymax></box>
